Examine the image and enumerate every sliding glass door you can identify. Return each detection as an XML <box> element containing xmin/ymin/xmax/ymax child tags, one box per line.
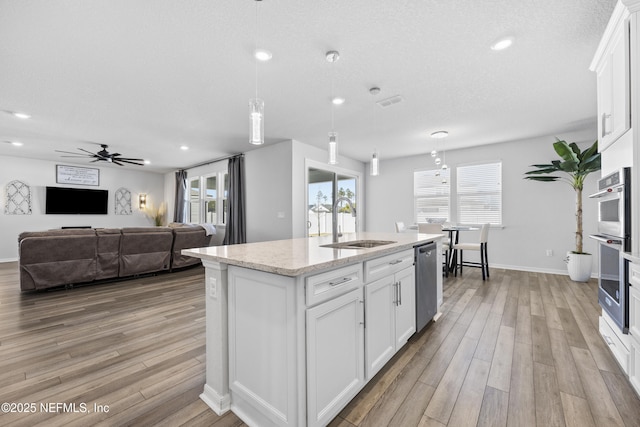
<box><xmin>307</xmin><ymin>167</ymin><xmax>358</xmax><ymax>237</ymax></box>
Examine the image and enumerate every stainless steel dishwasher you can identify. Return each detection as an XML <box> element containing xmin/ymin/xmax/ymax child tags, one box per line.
<box><xmin>415</xmin><ymin>241</ymin><xmax>438</xmax><ymax>333</ymax></box>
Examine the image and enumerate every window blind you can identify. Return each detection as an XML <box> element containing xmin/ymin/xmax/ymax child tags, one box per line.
<box><xmin>456</xmin><ymin>162</ymin><xmax>502</xmax><ymax>225</ymax></box>
<box><xmin>414</xmin><ymin>169</ymin><xmax>450</xmax><ymax>223</ymax></box>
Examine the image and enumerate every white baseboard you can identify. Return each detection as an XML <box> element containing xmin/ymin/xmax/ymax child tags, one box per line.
<box><xmin>0</xmin><ymin>258</ymin><xmax>18</xmax><ymax>263</ymax></box>
<box><xmin>489</xmin><ymin>263</ymin><xmax>597</xmax><ymax>278</ymax></box>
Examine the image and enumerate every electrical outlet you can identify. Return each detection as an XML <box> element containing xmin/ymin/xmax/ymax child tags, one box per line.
<box><xmin>546</xmin><ymin>249</ymin><xmax>553</xmax><ymax>257</ymax></box>
<box><xmin>208</xmin><ymin>277</ymin><xmax>217</xmax><ymax>298</ymax></box>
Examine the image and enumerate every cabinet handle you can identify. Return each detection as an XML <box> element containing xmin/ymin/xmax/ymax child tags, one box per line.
<box><xmin>398</xmin><ymin>281</ymin><xmax>402</xmax><ymax>305</ymax></box>
<box><xmin>602</xmin><ymin>113</ymin><xmax>612</xmax><ymax>136</ymax></box>
<box><xmin>359</xmin><ymin>300</ymin><xmax>365</xmax><ymax>326</ymax></box>
<box><xmin>389</xmin><ymin>259</ymin><xmax>403</xmax><ymax>265</ymax></box>
<box><xmin>604</xmin><ymin>335</ymin><xmax>615</xmax><ymax>347</ymax></box>
<box><xmin>392</xmin><ymin>282</ymin><xmax>398</xmax><ymax>305</ymax></box>
<box><xmin>328</xmin><ymin>277</ymin><xmax>351</xmax><ymax>286</ymax></box>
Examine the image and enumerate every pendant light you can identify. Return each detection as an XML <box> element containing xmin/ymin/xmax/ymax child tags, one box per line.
<box><xmin>370</xmin><ymin>86</ymin><xmax>381</xmax><ymax>176</ymax></box>
<box><xmin>371</xmin><ymin>151</ymin><xmax>379</xmax><ymax>176</ymax></box>
<box><xmin>326</xmin><ymin>50</ymin><xmax>340</xmax><ymax>164</ymax></box>
<box><xmin>249</xmin><ymin>0</ymin><xmax>264</xmax><ymax>145</ymax></box>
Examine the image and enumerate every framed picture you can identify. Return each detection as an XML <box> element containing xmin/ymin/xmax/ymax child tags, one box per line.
<box><xmin>56</xmin><ymin>165</ymin><xmax>100</xmax><ymax>186</ymax></box>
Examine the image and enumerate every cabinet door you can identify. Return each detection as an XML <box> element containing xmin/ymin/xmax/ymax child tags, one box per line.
<box><xmin>630</xmin><ymin>284</ymin><xmax>640</xmax><ymax>339</ymax></box>
<box><xmin>306</xmin><ymin>288</ymin><xmax>364</xmax><ymax>427</ymax></box>
<box><xmin>395</xmin><ymin>267</ymin><xmax>416</xmax><ymax>348</ymax></box>
<box><xmin>597</xmin><ymin>20</ymin><xmax>630</xmax><ymax>149</ymax></box>
<box><xmin>630</xmin><ymin>335</ymin><xmax>640</xmax><ymax>396</ymax></box>
<box><xmin>365</xmin><ymin>276</ymin><xmax>396</xmax><ymax>379</ymax></box>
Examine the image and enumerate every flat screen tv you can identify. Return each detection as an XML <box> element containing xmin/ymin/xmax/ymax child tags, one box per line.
<box><xmin>45</xmin><ymin>186</ymin><xmax>109</xmax><ymax>215</ymax></box>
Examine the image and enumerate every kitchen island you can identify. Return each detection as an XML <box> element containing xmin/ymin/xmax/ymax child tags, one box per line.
<box><xmin>183</xmin><ymin>232</ymin><xmax>443</xmax><ymax>427</ymax></box>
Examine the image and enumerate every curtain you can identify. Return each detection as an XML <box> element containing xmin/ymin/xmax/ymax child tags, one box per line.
<box><xmin>173</xmin><ymin>169</ymin><xmax>187</xmax><ymax>223</ymax></box>
<box><xmin>223</xmin><ymin>155</ymin><xmax>246</xmax><ymax>245</ymax></box>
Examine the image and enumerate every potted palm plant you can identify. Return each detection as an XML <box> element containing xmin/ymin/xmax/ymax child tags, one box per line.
<box><xmin>524</xmin><ymin>139</ymin><xmax>601</xmax><ymax>282</ymax></box>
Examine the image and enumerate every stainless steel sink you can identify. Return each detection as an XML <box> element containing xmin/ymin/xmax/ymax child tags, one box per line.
<box><xmin>320</xmin><ymin>240</ymin><xmax>397</xmax><ymax>249</ymax></box>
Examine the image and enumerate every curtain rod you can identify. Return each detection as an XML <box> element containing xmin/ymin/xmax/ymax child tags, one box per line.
<box><xmin>180</xmin><ymin>153</ymin><xmax>244</xmax><ymax>171</ymax></box>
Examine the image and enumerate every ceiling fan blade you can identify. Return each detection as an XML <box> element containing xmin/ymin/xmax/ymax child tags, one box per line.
<box><xmin>90</xmin><ymin>159</ymin><xmax>102</xmax><ymax>163</ymax></box>
<box><xmin>55</xmin><ymin>150</ymin><xmax>92</xmax><ymax>156</ymax></box>
<box><xmin>60</xmin><ymin>155</ymin><xmax>94</xmax><ymax>158</ymax></box>
<box><xmin>78</xmin><ymin>148</ymin><xmax>98</xmax><ymax>156</ymax></box>
<box><xmin>112</xmin><ymin>160</ymin><xmax>124</xmax><ymax>166</ymax></box>
<box><xmin>115</xmin><ymin>157</ymin><xmax>145</xmax><ymax>162</ymax></box>
<box><xmin>110</xmin><ymin>153</ymin><xmax>121</xmax><ymax>157</ymax></box>
<box><xmin>118</xmin><ymin>159</ymin><xmax>145</xmax><ymax>166</ymax></box>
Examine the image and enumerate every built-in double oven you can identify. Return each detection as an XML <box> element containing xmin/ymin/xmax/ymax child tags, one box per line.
<box><xmin>589</xmin><ymin>167</ymin><xmax>631</xmax><ymax>332</ymax></box>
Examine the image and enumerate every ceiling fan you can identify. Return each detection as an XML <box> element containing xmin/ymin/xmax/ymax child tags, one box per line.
<box><xmin>55</xmin><ymin>144</ymin><xmax>145</xmax><ymax>166</ymax></box>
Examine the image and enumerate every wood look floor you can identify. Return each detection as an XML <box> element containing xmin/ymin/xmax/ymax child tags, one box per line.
<box><xmin>1</xmin><ymin>262</ymin><xmax>639</xmax><ymax>427</ymax></box>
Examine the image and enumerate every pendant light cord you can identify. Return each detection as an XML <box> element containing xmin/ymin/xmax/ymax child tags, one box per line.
<box><xmin>330</xmin><ymin>62</ymin><xmax>335</xmax><ymax>132</ymax></box>
<box><xmin>254</xmin><ymin>1</ymin><xmax>259</xmax><ymax>99</ymax></box>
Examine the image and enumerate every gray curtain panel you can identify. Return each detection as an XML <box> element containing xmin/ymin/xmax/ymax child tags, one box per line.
<box><xmin>173</xmin><ymin>169</ymin><xmax>187</xmax><ymax>223</ymax></box>
<box><xmin>223</xmin><ymin>155</ymin><xmax>246</xmax><ymax>245</ymax></box>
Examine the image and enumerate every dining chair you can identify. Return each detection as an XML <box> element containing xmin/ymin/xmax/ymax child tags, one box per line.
<box><xmin>418</xmin><ymin>223</ymin><xmax>450</xmax><ymax>277</ymax></box>
<box><xmin>452</xmin><ymin>223</ymin><xmax>490</xmax><ymax>280</ymax></box>
<box><xmin>394</xmin><ymin>221</ymin><xmax>406</xmax><ymax>233</ymax></box>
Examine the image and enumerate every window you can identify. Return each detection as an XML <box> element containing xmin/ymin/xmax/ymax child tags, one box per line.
<box><xmin>307</xmin><ymin>167</ymin><xmax>358</xmax><ymax>237</ymax></box>
<box><xmin>414</xmin><ymin>169</ymin><xmax>450</xmax><ymax>223</ymax></box>
<box><xmin>187</xmin><ymin>171</ymin><xmax>228</xmax><ymax>225</ymax></box>
<box><xmin>456</xmin><ymin>161</ymin><xmax>502</xmax><ymax>225</ymax></box>
<box><xmin>189</xmin><ymin>178</ymin><xmax>201</xmax><ymax>223</ymax></box>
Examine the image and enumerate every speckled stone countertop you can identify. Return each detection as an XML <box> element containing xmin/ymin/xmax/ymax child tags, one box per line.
<box><xmin>182</xmin><ymin>232</ymin><xmax>442</xmax><ymax>277</ymax></box>
<box><xmin>623</xmin><ymin>252</ymin><xmax>640</xmax><ymax>264</ymax></box>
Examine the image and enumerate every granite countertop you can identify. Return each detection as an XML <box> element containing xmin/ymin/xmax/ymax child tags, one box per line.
<box><xmin>182</xmin><ymin>231</ymin><xmax>442</xmax><ymax>277</ymax></box>
<box><xmin>623</xmin><ymin>252</ymin><xmax>640</xmax><ymax>263</ymax></box>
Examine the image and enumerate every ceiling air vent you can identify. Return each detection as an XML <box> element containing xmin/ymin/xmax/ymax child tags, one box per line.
<box><xmin>376</xmin><ymin>95</ymin><xmax>404</xmax><ymax>108</ymax></box>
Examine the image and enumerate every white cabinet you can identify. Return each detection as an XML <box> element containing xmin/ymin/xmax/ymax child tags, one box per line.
<box><xmin>630</xmin><ymin>275</ymin><xmax>640</xmax><ymax>338</ymax></box>
<box><xmin>306</xmin><ymin>288</ymin><xmax>365</xmax><ymax>427</ymax></box>
<box><xmin>629</xmin><ymin>281</ymin><xmax>640</xmax><ymax>396</ymax></box>
<box><xmin>364</xmin><ymin>275</ymin><xmax>396</xmax><ymax>377</ymax></box>
<box><xmin>591</xmin><ymin>3</ymin><xmax>631</xmax><ymax>150</ymax></box>
<box><xmin>395</xmin><ymin>266</ymin><xmax>417</xmax><ymax>347</ymax></box>
<box><xmin>364</xmin><ymin>261</ymin><xmax>416</xmax><ymax>379</ymax></box>
<box><xmin>630</xmin><ymin>334</ymin><xmax>640</xmax><ymax>395</ymax></box>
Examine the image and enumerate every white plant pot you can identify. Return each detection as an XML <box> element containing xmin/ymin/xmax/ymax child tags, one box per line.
<box><xmin>566</xmin><ymin>252</ymin><xmax>592</xmax><ymax>282</ymax></box>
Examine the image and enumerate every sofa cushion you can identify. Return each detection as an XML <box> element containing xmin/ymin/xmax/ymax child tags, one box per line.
<box><xmin>171</xmin><ymin>225</ymin><xmax>212</xmax><ymax>269</ymax></box>
<box><xmin>119</xmin><ymin>227</ymin><xmax>174</xmax><ymax>277</ymax></box>
<box><xmin>96</xmin><ymin>228</ymin><xmax>122</xmax><ymax>280</ymax></box>
<box><xmin>19</xmin><ymin>231</ymin><xmax>97</xmax><ymax>290</ymax></box>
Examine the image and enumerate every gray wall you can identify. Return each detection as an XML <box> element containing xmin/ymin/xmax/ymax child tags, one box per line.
<box><xmin>244</xmin><ymin>139</ymin><xmax>366</xmax><ymax>243</ymax></box>
<box><xmin>0</xmin><ymin>155</ymin><xmax>165</xmax><ymax>261</ymax></box>
<box><xmin>365</xmin><ymin>130</ymin><xmax>600</xmax><ymax>275</ymax></box>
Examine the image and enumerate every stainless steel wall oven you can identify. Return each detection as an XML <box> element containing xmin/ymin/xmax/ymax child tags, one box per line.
<box><xmin>589</xmin><ymin>167</ymin><xmax>631</xmax><ymax>332</ymax></box>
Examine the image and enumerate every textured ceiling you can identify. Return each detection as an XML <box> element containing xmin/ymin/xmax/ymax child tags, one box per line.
<box><xmin>0</xmin><ymin>0</ymin><xmax>617</xmax><ymax>173</ymax></box>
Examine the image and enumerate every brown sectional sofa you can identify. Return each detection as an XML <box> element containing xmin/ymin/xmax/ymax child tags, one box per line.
<box><xmin>18</xmin><ymin>224</ymin><xmax>213</xmax><ymax>291</ymax></box>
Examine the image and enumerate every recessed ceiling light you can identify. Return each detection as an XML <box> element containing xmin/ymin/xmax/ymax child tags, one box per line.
<box><xmin>144</xmin><ymin>160</ymin><xmax>151</xmax><ymax>165</ymax></box>
<box><xmin>430</xmin><ymin>131</ymin><xmax>449</xmax><ymax>139</ymax></box>
<box><xmin>180</xmin><ymin>145</ymin><xmax>189</xmax><ymax>151</ymax></box>
<box><xmin>332</xmin><ymin>97</ymin><xmax>345</xmax><ymax>105</ymax></box>
<box><xmin>13</xmin><ymin>112</ymin><xmax>31</xmax><ymax>119</ymax></box>
<box><xmin>10</xmin><ymin>141</ymin><xmax>23</xmax><ymax>146</ymax></box>
<box><xmin>491</xmin><ymin>37</ymin><xmax>514</xmax><ymax>51</ymax></box>
<box><xmin>254</xmin><ymin>49</ymin><xmax>272</xmax><ymax>61</ymax></box>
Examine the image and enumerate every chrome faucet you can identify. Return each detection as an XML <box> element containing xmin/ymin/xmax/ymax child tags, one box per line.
<box><xmin>332</xmin><ymin>196</ymin><xmax>357</xmax><ymax>242</ymax></box>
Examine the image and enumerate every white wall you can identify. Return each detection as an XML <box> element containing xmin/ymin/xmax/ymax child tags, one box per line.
<box><xmin>0</xmin><ymin>155</ymin><xmax>165</xmax><ymax>261</ymax></box>
<box><xmin>365</xmin><ymin>130</ymin><xmax>600</xmax><ymax>275</ymax></box>
<box><xmin>245</xmin><ymin>140</ymin><xmax>294</xmax><ymax>242</ymax></box>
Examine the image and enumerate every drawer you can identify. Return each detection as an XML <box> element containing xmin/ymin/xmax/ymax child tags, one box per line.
<box><xmin>364</xmin><ymin>249</ymin><xmax>414</xmax><ymax>283</ymax></box>
<box><xmin>600</xmin><ymin>315</ymin><xmax>629</xmax><ymax>374</ymax></box>
<box><xmin>630</xmin><ymin>261</ymin><xmax>640</xmax><ymax>287</ymax></box>
<box><xmin>306</xmin><ymin>263</ymin><xmax>363</xmax><ymax>306</ymax></box>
